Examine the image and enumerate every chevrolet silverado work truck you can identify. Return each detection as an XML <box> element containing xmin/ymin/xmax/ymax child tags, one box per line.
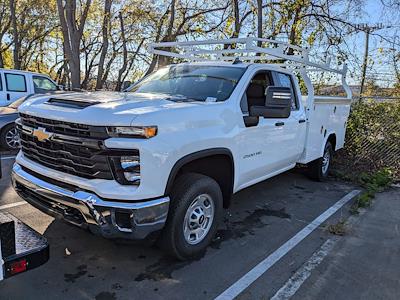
<box><xmin>11</xmin><ymin>38</ymin><xmax>352</xmax><ymax>259</ymax></box>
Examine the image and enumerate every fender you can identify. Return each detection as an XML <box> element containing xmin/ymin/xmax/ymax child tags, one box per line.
<box><xmin>321</xmin><ymin>131</ymin><xmax>336</xmax><ymax>156</ymax></box>
<box><xmin>164</xmin><ymin>147</ymin><xmax>234</xmax><ymax>197</ymax></box>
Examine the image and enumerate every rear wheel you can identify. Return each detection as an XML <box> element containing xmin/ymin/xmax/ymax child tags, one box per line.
<box><xmin>1</xmin><ymin>124</ymin><xmax>20</xmax><ymax>150</ymax></box>
<box><xmin>308</xmin><ymin>142</ymin><xmax>333</xmax><ymax>181</ymax></box>
<box><xmin>158</xmin><ymin>173</ymin><xmax>223</xmax><ymax>260</ymax></box>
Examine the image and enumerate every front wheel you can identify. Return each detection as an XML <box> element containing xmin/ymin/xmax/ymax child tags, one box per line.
<box><xmin>157</xmin><ymin>173</ymin><xmax>223</xmax><ymax>260</ymax></box>
<box><xmin>1</xmin><ymin>124</ymin><xmax>21</xmax><ymax>150</ymax></box>
<box><xmin>308</xmin><ymin>142</ymin><xmax>333</xmax><ymax>181</ymax></box>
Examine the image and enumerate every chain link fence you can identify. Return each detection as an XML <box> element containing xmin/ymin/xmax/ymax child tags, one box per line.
<box><xmin>335</xmin><ymin>97</ymin><xmax>400</xmax><ymax>181</ymax></box>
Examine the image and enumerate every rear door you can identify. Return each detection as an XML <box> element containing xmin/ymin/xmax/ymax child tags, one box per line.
<box><xmin>4</xmin><ymin>72</ymin><xmax>29</xmax><ymax>104</ymax></box>
<box><xmin>271</xmin><ymin>71</ymin><xmax>307</xmax><ymax>164</ymax></box>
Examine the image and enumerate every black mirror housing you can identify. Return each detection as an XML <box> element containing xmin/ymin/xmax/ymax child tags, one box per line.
<box><xmin>249</xmin><ymin>86</ymin><xmax>292</xmax><ymax>118</ymax></box>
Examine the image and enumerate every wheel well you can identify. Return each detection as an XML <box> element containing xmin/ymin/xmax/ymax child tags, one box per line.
<box><xmin>166</xmin><ymin>151</ymin><xmax>234</xmax><ymax>208</ymax></box>
<box><xmin>327</xmin><ymin>133</ymin><xmax>336</xmax><ymax>151</ymax></box>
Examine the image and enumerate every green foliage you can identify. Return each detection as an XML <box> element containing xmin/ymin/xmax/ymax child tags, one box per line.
<box><xmin>350</xmin><ymin>168</ymin><xmax>393</xmax><ymax>214</ymax></box>
<box><xmin>344</xmin><ymin>100</ymin><xmax>400</xmax><ymax>179</ymax></box>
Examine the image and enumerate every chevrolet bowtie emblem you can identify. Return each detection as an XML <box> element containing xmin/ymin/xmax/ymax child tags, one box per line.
<box><xmin>32</xmin><ymin>127</ymin><xmax>53</xmax><ymax>142</ymax></box>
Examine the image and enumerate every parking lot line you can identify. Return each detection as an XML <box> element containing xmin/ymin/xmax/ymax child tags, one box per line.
<box><xmin>0</xmin><ymin>201</ymin><xmax>27</xmax><ymax>210</ymax></box>
<box><xmin>1</xmin><ymin>155</ymin><xmax>17</xmax><ymax>160</ymax></box>
<box><xmin>214</xmin><ymin>189</ymin><xmax>361</xmax><ymax>300</ymax></box>
<box><xmin>270</xmin><ymin>238</ymin><xmax>337</xmax><ymax>300</ymax></box>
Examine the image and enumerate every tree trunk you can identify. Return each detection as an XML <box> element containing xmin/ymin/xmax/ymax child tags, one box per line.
<box><xmin>9</xmin><ymin>0</ymin><xmax>21</xmax><ymax>69</ymax></box>
<box><xmin>158</xmin><ymin>0</ymin><xmax>176</xmax><ymax>68</ymax></box>
<box><xmin>96</xmin><ymin>0</ymin><xmax>112</xmax><ymax>90</ymax></box>
<box><xmin>56</xmin><ymin>0</ymin><xmax>91</xmax><ymax>89</ymax></box>
<box><xmin>232</xmin><ymin>0</ymin><xmax>240</xmax><ymax>38</ymax></box>
<box><xmin>287</xmin><ymin>6</ymin><xmax>301</xmax><ymax>55</ymax></box>
<box><xmin>115</xmin><ymin>11</ymin><xmax>127</xmax><ymax>91</ymax></box>
<box><xmin>257</xmin><ymin>0</ymin><xmax>262</xmax><ymax>47</ymax></box>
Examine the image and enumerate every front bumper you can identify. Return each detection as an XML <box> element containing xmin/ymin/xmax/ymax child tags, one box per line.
<box><xmin>11</xmin><ymin>163</ymin><xmax>170</xmax><ymax>240</ymax></box>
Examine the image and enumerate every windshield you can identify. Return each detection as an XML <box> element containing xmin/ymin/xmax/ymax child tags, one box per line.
<box><xmin>128</xmin><ymin>65</ymin><xmax>245</xmax><ymax>101</ymax></box>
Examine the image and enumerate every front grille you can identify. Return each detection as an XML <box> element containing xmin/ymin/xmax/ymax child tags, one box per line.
<box><xmin>17</xmin><ymin>113</ymin><xmax>141</xmax><ymax>183</ymax></box>
<box><xmin>19</xmin><ymin>113</ymin><xmax>108</xmax><ymax>139</ymax></box>
<box><xmin>19</xmin><ymin>131</ymin><xmax>113</xmax><ymax>179</ymax></box>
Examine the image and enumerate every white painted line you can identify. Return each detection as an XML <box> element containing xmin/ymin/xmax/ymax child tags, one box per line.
<box><xmin>270</xmin><ymin>238</ymin><xmax>337</xmax><ymax>300</ymax></box>
<box><xmin>1</xmin><ymin>155</ymin><xmax>16</xmax><ymax>160</ymax></box>
<box><xmin>214</xmin><ymin>189</ymin><xmax>361</xmax><ymax>300</ymax></box>
<box><xmin>0</xmin><ymin>201</ymin><xmax>27</xmax><ymax>210</ymax></box>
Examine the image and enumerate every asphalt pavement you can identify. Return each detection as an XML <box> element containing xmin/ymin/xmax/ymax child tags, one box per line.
<box><xmin>292</xmin><ymin>188</ymin><xmax>400</xmax><ymax>300</ymax></box>
<box><xmin>0</xmin><ymin>153</ymin><xmax>363</xmax><ymax>300</ymax></box>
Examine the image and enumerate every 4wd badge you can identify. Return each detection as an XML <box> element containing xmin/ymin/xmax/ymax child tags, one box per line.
<box><xmin>32</xmin><ymin>127</ymin><xmax>53</xmax><ymax>142</ymax></box>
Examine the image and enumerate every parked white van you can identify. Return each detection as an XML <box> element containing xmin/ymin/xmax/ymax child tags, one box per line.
<box><xmin>0</xmin><ymin>69</ymin><xmax>60</xmax><ymax>106</ymax></box>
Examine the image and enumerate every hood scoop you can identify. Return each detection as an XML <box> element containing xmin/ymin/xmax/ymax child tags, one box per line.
<box><xmin>47</xmin><ymin>97</ymin><xmax>101</xmax><ymax>109</ymax></box>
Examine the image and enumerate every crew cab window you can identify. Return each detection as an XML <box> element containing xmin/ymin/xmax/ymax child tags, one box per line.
<box><xmin>129</xmin><ymin>65</ymin><xmax>246</xmax><ymax>102</ymax></box>
<box><xmin>5</xmin><ymin>73</ymin><xmax>27</xmax><ymax>92</ymax></box>
<box><xmin>273</xmin><ymin>72</ymin><xmax>298</xmax><ymax>110</ymax></box>
<box><xmin>33</xmin><ymin>76</ymin><xmax>58</xmax><ymax>93</ymax></box>
<box><xmin>241</xmin><ymin>71</ymin><xmax>272</xmax><ymax>114</ymax></box>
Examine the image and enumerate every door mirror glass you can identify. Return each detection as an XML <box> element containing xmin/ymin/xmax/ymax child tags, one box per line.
<box><xmin>249</xmin><ymin>86</ymin><xmax>291</xmax><ymax>118</ymax></box>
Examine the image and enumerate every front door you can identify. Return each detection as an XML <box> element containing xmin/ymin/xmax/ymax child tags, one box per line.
<box><xmin>235</xmin><ymin>70</ymin><xmax>306</xmax><ymax>190</ymax></box>
<box><xmin>236</xmin><ymin>70</ymin><xmax>293</xmax><ymax>189</ymax></box>
<box><xmin>4</xmin><ymin>72</ymin><xmax>28</xmax><ymax>105</ymax></box>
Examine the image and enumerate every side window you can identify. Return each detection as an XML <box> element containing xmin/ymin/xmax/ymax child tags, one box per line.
<box><xmin>241</xmin><ymin>71</ymin><xmax>272</xmax><ymax>113</ymax></box>
<box><xmin>33</xmin><ymin>76</ymin><xmax>58</xmax><ymax>93</ymax></box>
<box><xmin>5</xmin><ymin>73</ymin><xmax>27</xmax><ymax>92</ymax></box>
<box><xmin>0</xmin><ymin>73</ymin><xmax>3</xmax><ymax>91</ymax></box>
<box><xmin>273</xmin><ymin>72</ymin><xmax>298</xmax><ymax>110</ymax></box>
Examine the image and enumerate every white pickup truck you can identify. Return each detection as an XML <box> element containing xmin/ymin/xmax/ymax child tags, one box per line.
<box><xmin>11</xmin><ymin>38</ymin><xmax>352</xmax><ymax>259</ymax></box>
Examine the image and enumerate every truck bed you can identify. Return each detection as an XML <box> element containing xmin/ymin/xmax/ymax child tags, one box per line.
<box><xmin>298</xmin><ymin>96</ymin><xmax>351</xmax><ymax>164</ymax></box>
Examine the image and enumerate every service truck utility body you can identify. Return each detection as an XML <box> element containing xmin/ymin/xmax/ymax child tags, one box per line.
<box><xmin>11</xmin><ymin>38</ymin><xmax>352</xmax><ymax>259</ymax></box>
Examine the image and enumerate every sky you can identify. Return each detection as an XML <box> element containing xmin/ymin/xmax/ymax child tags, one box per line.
<box><xmin>345</xmin><ymin>0</ymin><xmax>399</xmax><ymax>87</ymax></box>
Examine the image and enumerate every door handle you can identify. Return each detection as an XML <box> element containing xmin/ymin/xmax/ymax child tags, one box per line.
<box><xmin>6</xmin><ymin>93</ymin><xmax>10</xmax><ymax>101</ymax></box>
<box><xmin>275</xmin><ymin>122</ymin><xmax>285</xmax><ymax>127</ymax></box>
<box><xmin>298</xmin><ymin>119</ymin><xmax>306</xmax><ymax>123</ymax></box>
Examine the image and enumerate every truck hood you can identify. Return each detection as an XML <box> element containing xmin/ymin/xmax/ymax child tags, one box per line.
<box><xmin>18</xmin><ymin>91</ymin><xmax>202</xmax><ymax>126</ymax></box>
<box><xmin>0</xmin><ymin>107</ymin><xmax>17</xmax><ymax>115</ymax></box>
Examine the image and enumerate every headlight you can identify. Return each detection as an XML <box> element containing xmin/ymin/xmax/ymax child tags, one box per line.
<box><xmin>107</xmin><ymin>126</ymin><xmax>157</xmax><ymax>138</ymax></box>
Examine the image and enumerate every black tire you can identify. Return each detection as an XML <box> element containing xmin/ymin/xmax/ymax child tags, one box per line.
<box><xmin>157</xmin><ymin>173</ymin><xmax>223</xmax><ymax>260</ymax></box>
<box><xmin>308</xmin><ymin>142</ymin><xmax>333</xmax><ymax>181</ymax></box>
<box><xmin>0</xmin><ymin>123</ymin><xmax>20</xmax><ymax>150</ymax></box>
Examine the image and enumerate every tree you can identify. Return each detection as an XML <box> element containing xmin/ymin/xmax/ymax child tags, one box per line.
<box><xmin>9</xmin><ymin>0</ymin><xmax>20</xmax><ymax>69</ymax></box>
<box><xmin>0</xmin><ymin>1</ymin><xmax>11</xmax><ymax>68</ymax></box>
<box><xmin>96</xmin><ymin>0</ymin><xmax>112</xmax><ymax>90</ymax></box>
<box><xmin>57</xmin><ymin>0</ymin><xmax>92</xmax><ymax>88</ymax></box>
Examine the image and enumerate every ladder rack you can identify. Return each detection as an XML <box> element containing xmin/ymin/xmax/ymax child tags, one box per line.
<box><xmin>148</xmin><ymin>37</ymin><xmax>352</xmax><ymax>102</ymax></box>
<box><xmin>149</xmin><ymin>37</ymin><xmax>347</xmax><ymax>75</ymax></box>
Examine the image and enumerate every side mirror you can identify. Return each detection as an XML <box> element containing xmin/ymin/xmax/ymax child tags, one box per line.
<box><xmin>58</xmin><ymin>85</ymin><xmax>65</xmax><ymax>91</ymax></box>
<box><xmin>121</xmin><ymin>81</ymin><xmax>132</xmax><ymax>91</ymax></box>
<box><xmin>249</xmin><ymin>86</ymin><xmax>292</xmax><ymax>118</ymax></box>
